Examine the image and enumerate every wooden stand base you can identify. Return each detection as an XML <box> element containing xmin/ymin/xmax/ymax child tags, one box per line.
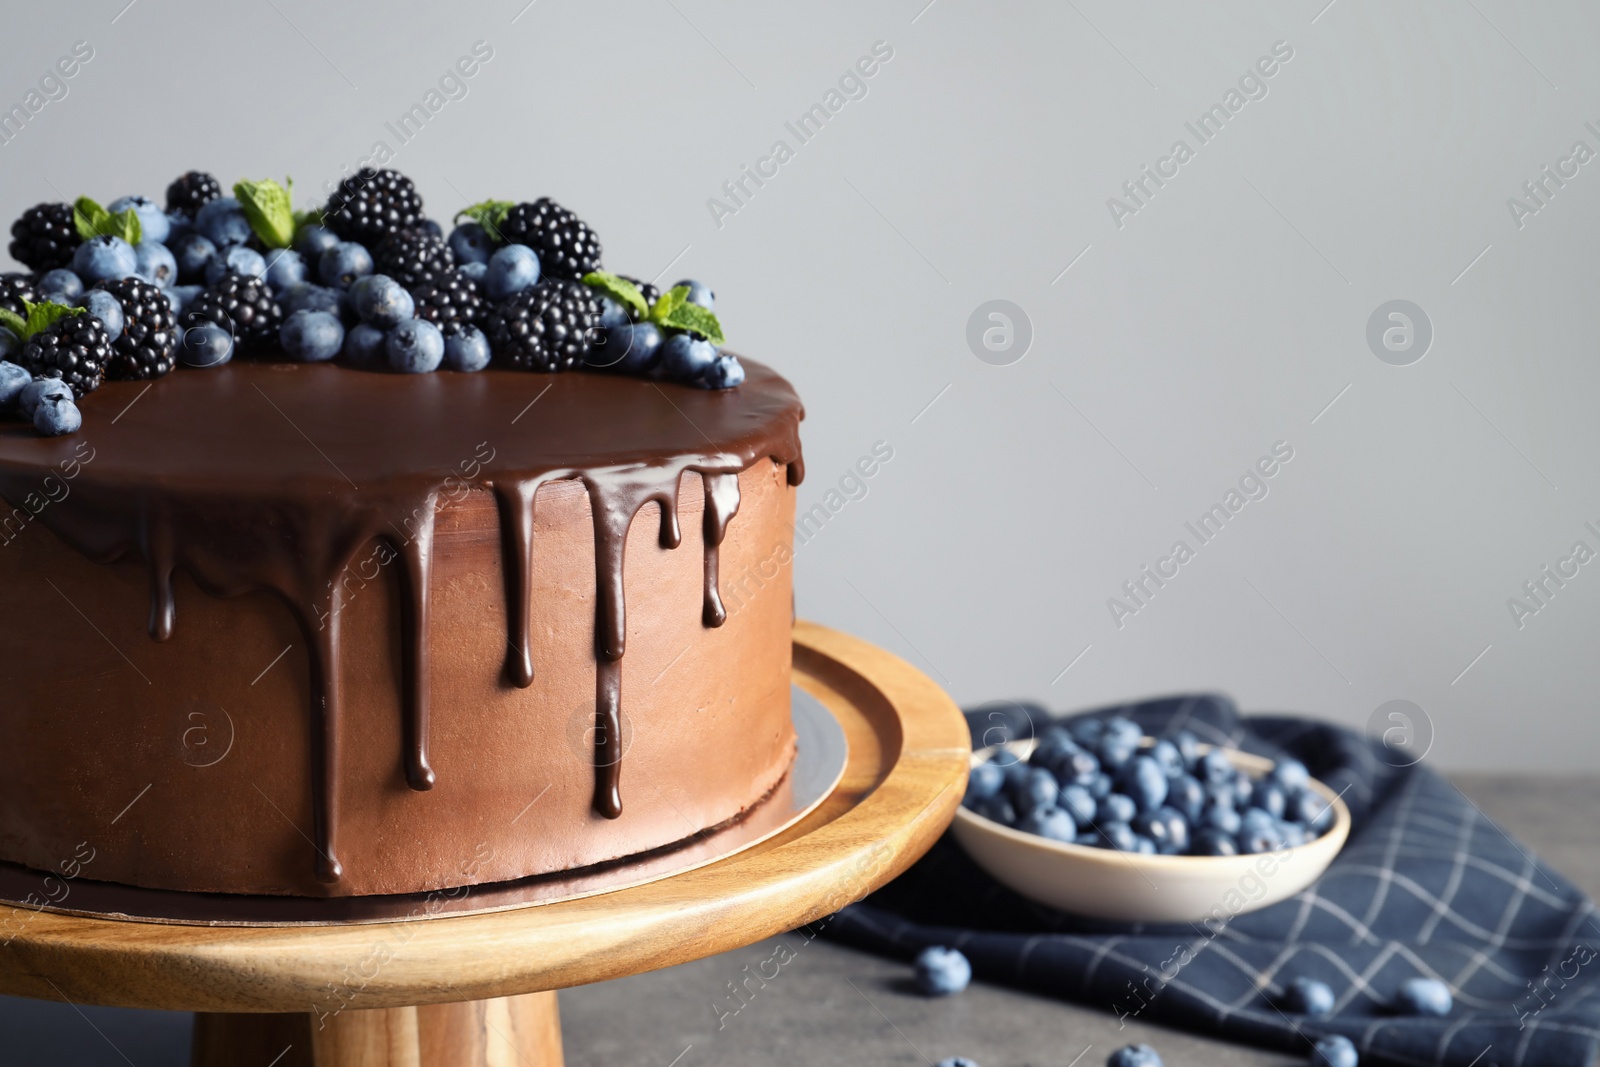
<box><xmin>192</xmin><ymin>991</ymin><xmax>563</xmax><ymax>1067</ymax></box>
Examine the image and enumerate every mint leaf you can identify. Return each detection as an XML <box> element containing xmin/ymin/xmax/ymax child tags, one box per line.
<box><xmin>293</xmin><ymin>206</ymin><xmax>324</xmax><ymax>230</ymax></box>
<box><xmin>18</xmin><ymin>299</ymin><xmax>81</xmax><ymax>340</ymax></box>
<box><xmin>656</xmin><ymin>301</ymin><xmax>725</xmax><ymax>346</ymax></box>
<box><xmin>582</xmin><ymin>271</ymin><xmax>648</xmax><ymax>321</ymax></box>
<box><xmin>454</xmin><ymin>199</ymin><xmax>515</xmax><ymax>242</ymax></box>
<box><xmin>73</xmin><ymin>196</ymin><xmax>109</xmax><ymax>241</ymax></box>
<box><xmin>0</xmin><ymin>308</ymin><xmax>24</xmax><ymax>339</ymax></box>
<box><xmin>73</xmin><ymin>196</ymin><xmax>140</xmax><ymax>243</ymax></box>
<box><xmin>649</xmin><ymin>285</ymin><xmax>688</xmax><ymax>324</ymax></box>
<box><xmin>108</xmin><ymin>208</ymin><xmax>141</xmax><ymax>245</ymax></box>
<box><xmin>234</xmin><ymin>177</ymin><xmax>296</xmax><ymax>249</ymax></box>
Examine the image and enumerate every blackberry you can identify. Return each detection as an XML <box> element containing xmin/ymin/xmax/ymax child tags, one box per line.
<box><xmin>185</xmin><ymin>273</ymin><xmax>282</xmax><ymax>349</ymax></box>
<box><xmin>411</xmin><ymin>269</ymin><xmax>485</xmax><ymax>335</ymax></box>
<box><xmin>498</xmin><ymin>198</ymin><xmax>602</xmax><ymax>280</ymax></box>
<box><xmin>165</xmin><ymin>171</ymin><xmax>223</xmax><ymax>216</ymax></box>
<box><xmin>9</xmin><ymin>203</ymin><xmax>80</xmax><ymax>273</ymax></box>
<box><xmin>97</xmin><ymin>278</ymin><xmax>178</xmax><ymax>380</ymax></box>
<box><xmin>19</xmin><ymin>312</ymin><xmax>108</xmax><ymax>398</ymax></box>
<box><xmin>485</xmin><ymin>279</ymin><xmax>602</xmax><ymax>372</ymax></box>
<box><xmin>0</xmin><ymin>272</ymin><xmax>36</xmax><ymax>318</ymax></box>
<box><xmin>322</xmin><ymin>168</ymin><xmax>423</xmax><ymax>245</ymax></box>
<box><xmin>374</xmin><ymin>228</ymin><xmax>455</xmax><ymax>289</ymax></box>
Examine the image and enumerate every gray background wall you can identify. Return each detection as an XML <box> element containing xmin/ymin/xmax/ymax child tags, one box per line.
<box><xmin>2</xmin><ymin>0</ymin><xmax>1595</xmax><ymax>769</ymax></box>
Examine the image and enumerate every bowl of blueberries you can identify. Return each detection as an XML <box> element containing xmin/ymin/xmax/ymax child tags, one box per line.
<box><xmin>952</xmin><ymin>715</ymin><xmax>1349</xmax><ymax>923</ymax></box>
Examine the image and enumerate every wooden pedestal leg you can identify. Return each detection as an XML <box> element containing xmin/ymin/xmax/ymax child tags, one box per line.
<box><xmin>191</xmin><ymin>990</ymin><xmax>564</xmax><ymax>1067</ymax></box>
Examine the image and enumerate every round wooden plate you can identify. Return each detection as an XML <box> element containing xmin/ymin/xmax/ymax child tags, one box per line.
<box><xmin>0</xmin><ymin>621</ymin><xmax>969</xmax><ymax>1019</ymax></box>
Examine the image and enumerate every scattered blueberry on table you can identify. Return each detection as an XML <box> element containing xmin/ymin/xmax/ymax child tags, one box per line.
<box><xmin>1106</xmin><ymin>1042</ymin><xmax>1164</xmax><ymax>1067</ymax></box>
<box><xmin>1282</xmin><ymin>976</ymin><xmax>1336</xmax><ymax>1017</ymax></box>
<box><xmin>913</xmin><ymin>945</ymin><xmax>972</xmax><ymax>996</ymax></box>
<box><xmin>1310</xmin><ymin>1033</ymin><xmax>1359</xmax><ymax>1067</ymax></box>
<box><xmin>933</xmin><ymin>1058</ymin><xmax>980</xmax><ymax>1067</ymax></box>
<box><xmin>963</xmin><ymin>718</ymin><xmax>1334</xmax><ymax>857</ymax></box>
<box><xmin>1392</xmin><ymin>976</ymin><xmax>1452</xmax><ymax>1016</ymax></box>
<box><xmin>2</xmin><ymin>169</ymin><xmax>743</xmax><ymax>437</ymax></box>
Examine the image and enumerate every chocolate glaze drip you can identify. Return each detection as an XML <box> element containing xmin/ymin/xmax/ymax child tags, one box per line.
<box><xmin>0</xmin><ymin>360</ymin><xmax>803</xmax><ymax>886</ymax></box>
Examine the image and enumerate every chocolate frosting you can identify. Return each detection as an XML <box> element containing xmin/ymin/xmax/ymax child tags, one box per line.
<box><xmin>0</xmin><ymin>359</ymin><xmax>803</xmax><ymax>885</ymax></box>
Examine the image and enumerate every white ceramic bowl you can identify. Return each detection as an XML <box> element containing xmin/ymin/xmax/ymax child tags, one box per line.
<box><xmin>949</xmin><ymin>740</ymin><xmax>1350</xmax><ymax>923</ymax></box>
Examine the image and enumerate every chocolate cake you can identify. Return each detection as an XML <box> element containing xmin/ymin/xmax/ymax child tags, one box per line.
<box><xmin>0</xmin><ymin>171</ymin><xmax>804</xmax><ymax>898</ymax></box>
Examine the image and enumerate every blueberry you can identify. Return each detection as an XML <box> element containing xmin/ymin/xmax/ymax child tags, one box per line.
<box><xmin>1193</xmin><ymin>827</ymin><xmax>1238</xmax><ymax>855</ymax></box>
<box><xmin>342</xmin><ymin>322</ymin><xmax>388</xmax><ymax>367</ymax></box>
<box><xmin>459</xmin><ymin>261</ymin><xmax>487</xmax><ymax>283</ymax></box>
<box><xmin>1032</xmin><ymin>726</ymin><xmax>1077</xmax><ymax>762</ymax></box>
<box><xmin>178</xmin><ymin>324</ymin><xmax>235</xmax><ymax>368</ymax></box>
<box><xmin>913</xmin><ymin>946</ymin><xmax>971</xmax><ymax>997</ymax></box>
<box><xmin>1088</xmin><ymin>772</ymin><xmax>1113</xmax><ymax>799</ymax></box>
<box><xmin>1240</xmin><ymin>807</ymin><xmax>1278</xmax><ymax>838</ymax></box>
<box><xmin>319</xmin><ymin>242</ymin><xmax>374</xmax><ymax>290</ymax></box>
<box><xmin>166</xmin><ymin>284</ymin><xmax>200</xmax><ymax>317</ymax></box>
<box><xmin>593</xmin><ymin>294</ymin><xmax>629</xmax><ymax>330</ymax></box>
<box><xmin>195</xmin><ymin>197</ymin><xmax>252</xmax><ymax>247</ymax></box>
<box><xmin>134</xmin><ymin>242</ymin><xmax>178</xmax><ymax>288</ymax></box>
<box><xmin>933</xmin><ymin>1059</ymin><xmax>980</xmax><ymax>1067</ymax></box>
<box><xmin>1096</xmin><ymin>732</ymin><xmax>1139</xmax><ymax>772</ymax></box>
<box><xmin>670</xmin><ymin>278</ymin><xmax>715</xmax><ymax>310</ymax></box>
<box><xmin>965</xmin><ymin>762</ymin><xmax>1005</xmax><ymax>803</ymax></box>
<box><xmin>0</xmin><ymin>331</ymin><xmax>16</xmax><ymax>362</ymax></box>
<box><xmin>386</xmin><ymin>318</ymin><xmax>444</xmax><ymax>374</ymax></box>
<box><xmin>1098</xmin><ymin>821</ymin><xmax>1137</xmax><ymax>852</ymax></box>
<box><xmin>280</xmin><ymin>309</ymin><xmax>345</xmax><ymax>363</ymax></box>
<box><xmin>698</xmin><ymin>353</ymin><xmax>745</xmax><ymax>389</ymax></box>
<box><xmin>1076</xmin><ymin>832</ymin><xmax>1100</xmax><ymax>846</ymax></box>
<box><xmin>1150</xmin><ymin>739</ymin><xmax>1184</xmax><ymax>779</ymax></box>
<box><xmin>106</xmin><ymin>195</ymin><xmax>170</xmax><ymax>244</ymax></box>
<box><xmin>1017</xmin><ymin>805</ymin><xmax>1077</xmax><ymax>843</ymax></box>
<box><xmin>263</xmin><ymin>248</ymin><xmax>308</xmax><ymax>294</ymax></box>
<box><xmin>1069</xmin><ymin>717</ymin><xmax>1105</xmax><ymax>748</ymax></box>
<box><xmin>33</xmin><ymin>393</ymin><xmax>81</xmax><ymax>436</ymax></box>
<box><xmin>1106</xmin><ymin>1042</ymin><xmax>1163</xmax><ymax>1067</ymax></box>
<box><xmin>1283</xmin><ymin>976</ymin><xmax>1335</xmax><ymax>1016</ymax></box>
<box><xmin>1202</xmin><ymin>804</ymin><xmax>1242</xmax><ymax>836</ymax></box>
<box><xmin>1168</xmin><ymin>774</ymin><xmax>1205</xmax><ymax>821</ymax></box>
<box><xmin>20</xmin><ymin>377</ymin><xmax>73</xmax><ymax>418</ymax></box>
<box><xmin>1238</xmin><ymin>828</ymin><xmax>1281</xmax><ymax>855</ymax></box>
<box><xmin>442</xmin><ymin>326</ymin><xmax>491</xmax><ymax>372</ymax></box>
<box><xmin>485</xmin><ymin>243</ymin><xmax>541</xmax><ymax>301</ymax></box>
<box><xmin>206</xmin><ymin>245</ymin><xmax>267</xmax><ymax>286</ymax></box>
<box><xmin>171</xmin><ymin>323</ymin><xmax>185</xmax><ymax>350</ymax></box>
<box><xmin>1097</xmin><ymin>793</ymin><xmax>1136</xmax><ymax>824</ymax></box>
<box><xmin>1288</xmin><ymin>789</ymin><xmax>1333</xmax><ymax>833</ymax></box>
<box><xmin>1199</xmin><ymin>749</ymin><xmax>1233</xmax><ymax>786</ymax></box>
<box><xmin>1277</xmin><ymin>821</ymin><xmax>1307</xmax><ymax>848</ymax></box>
<box><xmin>1271</xmin><ymin>758</ymin><xmax>1310</xmax><ymax>792</ymax></box>
<box><xmin>0</xmin><ymin>361</ymin><xmax>29</xmax><ymax>406</ymax></box>
<box><xmin>38</xmin><ymin>269</ymin><xmax>83</xmax><ymax>301</ymax></box>
<box><xmin>352</xmin><ymin>274</ymin><xmax>414</xmax><ymax>328</ymax></box>
<box><xmin>72</xmin><ymin>236</ymin><xmax>138</xmax><ymax>283</ymax></box>
<box><xmin>170</xmin><ymin>231</ymin><xmax>217</xmax><ymax>283</ymax></box>
<box><xmin>165</xmin><ymin>211</ymin><xmax>192</xmax><ymax>242</ymax></box>
<box><xmin>281</xmin><ymin>282</ymin><xmax>344</xmax><ymax>318</ymax></box>
<box><xmin>1310</xmin><ymin>1035</ymin><xmax>1358</xmax><ymax>1067</ymax></box>
<box><xmin>1392</xmin><ymin>977</ymin><xmax>1451</xmax><ymax>1017</ymax></box>
<box><xmin>658</xmin><ymin>333</ymin><xmax>718</xmax><ymax>384</ymax></box>
<box><xmin>972</xmin><ymin>794</ymin><xmax>1016</xmax><ymax>826</ymax></box>
<box><xmin>998</xmin><ymin>758</ymin><xmax>1030</xmax><ymax>790</ymax></box>
<box><xmin>416</xmin><ymin>219</ymin><xmax>443</xmax><ymax>239</ymax></box>
<box><xmin>1133</xmin><ymin>807</ymin><xmax>1189</xmax><ymax>855</ymax></box>
<box><xmin>1132</xmin><ymin>835</ymin><xmax>1155</xmax><ymax>854</ymax></box>
<box><xmin>1010</xmin><ymin>767</ymin><xmax>1059</xmax><ymax>816</ymax></box>
<box><xmin>1057</xmin><ymin>784</ymin><xmax>1096</xmax><ymax>826</ymax></box>
<box><xmin>1102</xmin><ymin>717</ymin><xmax>1141</xmax><ymax>746</ymax></box>
<box><xmin>1249</xmin><ymin>781</ymin><xmax>1287</xmax><ymax>820</ymax></box>
<box><xmin>1231</xmin><ymin>770</ymin><xmax>1254</xmax><ymax>808</ymax></box>
<box><xmin>295</xmin><ymin>223</ymin><xmax>341</xmax><ymax>261</ymax></box>
<box><xmin>1118</xmin><ymin>756</ymin><xmax>1169</xmax><ymax>813</ymax></box>
<box><xmin>448</xmin><ymin>222</ymin><xmax>493</xmax><ymax>266</ymax></box>
<box><xmin>1171</xmin><ymin>729</ymin><xmax>1201</xmax><ymax>771</ymax></box>
<box><xmin>82</xmin><ymin>289</ymin><xmax>125</xmax><ymax>342</ymax></box>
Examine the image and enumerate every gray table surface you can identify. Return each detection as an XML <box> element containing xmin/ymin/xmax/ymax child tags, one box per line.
<box><xmin>0</xmin><ymin>776</ymin><xmax>1593</xmax><ymax>1067</ymax></box>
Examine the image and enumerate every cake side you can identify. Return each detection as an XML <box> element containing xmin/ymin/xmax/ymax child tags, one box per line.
<box><xmin>0</xmin><ymin>458</ymin><xmax>796</xmax><ymax>897</ymax></box>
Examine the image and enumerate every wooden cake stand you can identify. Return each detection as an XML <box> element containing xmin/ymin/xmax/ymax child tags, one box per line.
<box><xmin>0</xmin><ymin>621</ymin><xmax>969</xmax><ymax>1067</ymax></box>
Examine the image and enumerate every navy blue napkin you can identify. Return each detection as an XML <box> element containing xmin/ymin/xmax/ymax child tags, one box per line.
<box><xmin>824</xmin><ymin>695</ymin><xmax>1600</xmax><ymax>1067</ymax></box>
